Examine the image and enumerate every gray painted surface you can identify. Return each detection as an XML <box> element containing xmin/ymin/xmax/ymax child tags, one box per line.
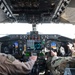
<box><xmin>0</xmin><ymin>8</ymin><xmax>7</xmax><ymax>22</ymax></box>
<box><xmin>61</xmin><ymin>0</ymin><xmax>75</xmax><ymax>24</ymax></box>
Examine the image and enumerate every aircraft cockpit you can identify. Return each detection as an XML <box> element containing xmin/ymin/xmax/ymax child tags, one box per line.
<box><xmin>0</xmin><ymin>25</ymin><xmax>74</xmax><ymax>75</ymax></box>
<box><xmin>0</xmin><ymin>0</ymin><xmax>75</xmax><ymax>75</ymax></box>
<box><xmin>0</xmin><ymin>31</ymin><xmax>73</xmax><ymax>58</ymax></box>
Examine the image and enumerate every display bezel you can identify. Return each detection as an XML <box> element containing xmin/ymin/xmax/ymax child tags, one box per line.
<box><xmin>26</xmin><ymin>40</ymin><xmax>42</xmax><ymax>51</ymax></box>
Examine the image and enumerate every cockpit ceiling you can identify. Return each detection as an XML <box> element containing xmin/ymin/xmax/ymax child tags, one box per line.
<box><xmin>0</xmin><ymin>0</ymin><xmax>75</xmax><ymax>24</ymax></box>
<box><xmin>8</xmin><ymin>0</ymin><xmax>57</xmax><ymax>13</ymax></box>
<box><xmin>4</xmin><ymin>0</ymin><xmax>60</xmax><ymax>23</ymax></box>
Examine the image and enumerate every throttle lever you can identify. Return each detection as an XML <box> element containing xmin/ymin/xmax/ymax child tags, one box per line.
<box><xmin>42</xmin><ymin>47</ymin><xmax>50</xmax><ymax>53</ymax></box>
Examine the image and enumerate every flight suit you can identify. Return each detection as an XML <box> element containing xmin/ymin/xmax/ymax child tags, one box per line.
<box><xmin>0</xmin><ymin>53</ymin><xmax>36</xmax><ymax>75</ymax></box>
<box><xmin>47</xmin><ymin>56</ymin><xmax>72</xmax><ymax>75</ymax></box>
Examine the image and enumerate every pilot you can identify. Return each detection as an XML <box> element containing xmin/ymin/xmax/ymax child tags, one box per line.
<box><xmin>46</xmin><ymin>50</ymin><xmax>58</xmax><ymax>75</ymax></box>
<box><xmin>67</xmin><ymin>39</ymin><xmax>75</xmax><ymax>56</ymax></box>
<box><xmin>47</xmin><ymin>49</ymin><xmax>72</xmax><ymax>75</ymax></box>
<box><xmin>0</xmin><ymin>53</ymin><xmax>37</xmax><ymax>75</ymax></box>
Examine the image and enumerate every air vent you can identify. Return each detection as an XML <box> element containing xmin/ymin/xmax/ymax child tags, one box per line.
<box><xmin>4</xmin><ymin>7</ymin><xmax>7</xmax><ymax>12</ymax></box>
<box><xmin>63</xmin><ymin>0</ymin><xmax>71</xmax><ymax>6</ymax></box>
<box><xmin>61</xmin><ymin>7</ymin><xmax>65</xmax><ymax>11</ymax></box>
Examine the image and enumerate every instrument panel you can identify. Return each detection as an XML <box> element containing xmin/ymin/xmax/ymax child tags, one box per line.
<box><xmin>0</xmin><ymin>32</ymin><xmax>73</xmax><ymax>59</ymax></box>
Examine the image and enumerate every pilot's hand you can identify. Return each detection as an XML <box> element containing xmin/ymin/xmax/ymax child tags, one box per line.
<box><xmin>67</xmin><ymin>43</ymin><xmax>73</xmax><ymax>50</ymax></box>
<box><xmin>67</xmin><ymin>43</ymin><xmax>75</xmax><ymax>53</ymax></box>
<box><xmin>51</xmin><ymin>50</ymin><xmax>57</xmax><ymax>56</ymax></box>
<box><xmin>29</xmin><ymin>56</ymin><xmax>37</xmax><ymax>62</ymax></box>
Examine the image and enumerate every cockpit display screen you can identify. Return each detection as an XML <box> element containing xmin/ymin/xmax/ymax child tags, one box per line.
<box><xmin>51</xmin><ymin>41</ymin><xmax>57</xmax><ymax>49</ymax></box>
<box><xmin>27</xmin><ymin>40</ymin><xmax>34</xmax><ymax>50</ymax></box>
<box><xmin>34</xmin><ymin>41</ymin><xmax>41</xmax><ymax>50</ymax></box>
<box><xmin>14</xmin><ymin>42</ymin><xmax>18</xmax><ymax>48</ymax></box>
<box><xmin>27</xmin><ymin>40</ymin><xmax>41</xmax><ymax>50</ymax></box>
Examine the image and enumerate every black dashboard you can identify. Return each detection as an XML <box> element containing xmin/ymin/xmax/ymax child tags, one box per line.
<box><xmin>0</xmin><ymin>31</ymin><xmax>73</xmax><ymax>60</ymax></box>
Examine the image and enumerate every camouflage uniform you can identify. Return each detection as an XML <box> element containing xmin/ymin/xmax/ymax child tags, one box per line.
<box><xmin>47</xmin><ymin>56</ymin><xmax>72</xmax><ymax>75</ymax></box>
<box><xmin>0</xmin><ymin>53</ymin><xmax>35</xmax><ymax>75</ymax></box>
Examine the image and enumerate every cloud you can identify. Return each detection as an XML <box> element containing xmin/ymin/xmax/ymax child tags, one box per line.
<box><xmin>0</xmin><ymin>23</ymin><xmax>75</xmax><ymax>39</ymax></box>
